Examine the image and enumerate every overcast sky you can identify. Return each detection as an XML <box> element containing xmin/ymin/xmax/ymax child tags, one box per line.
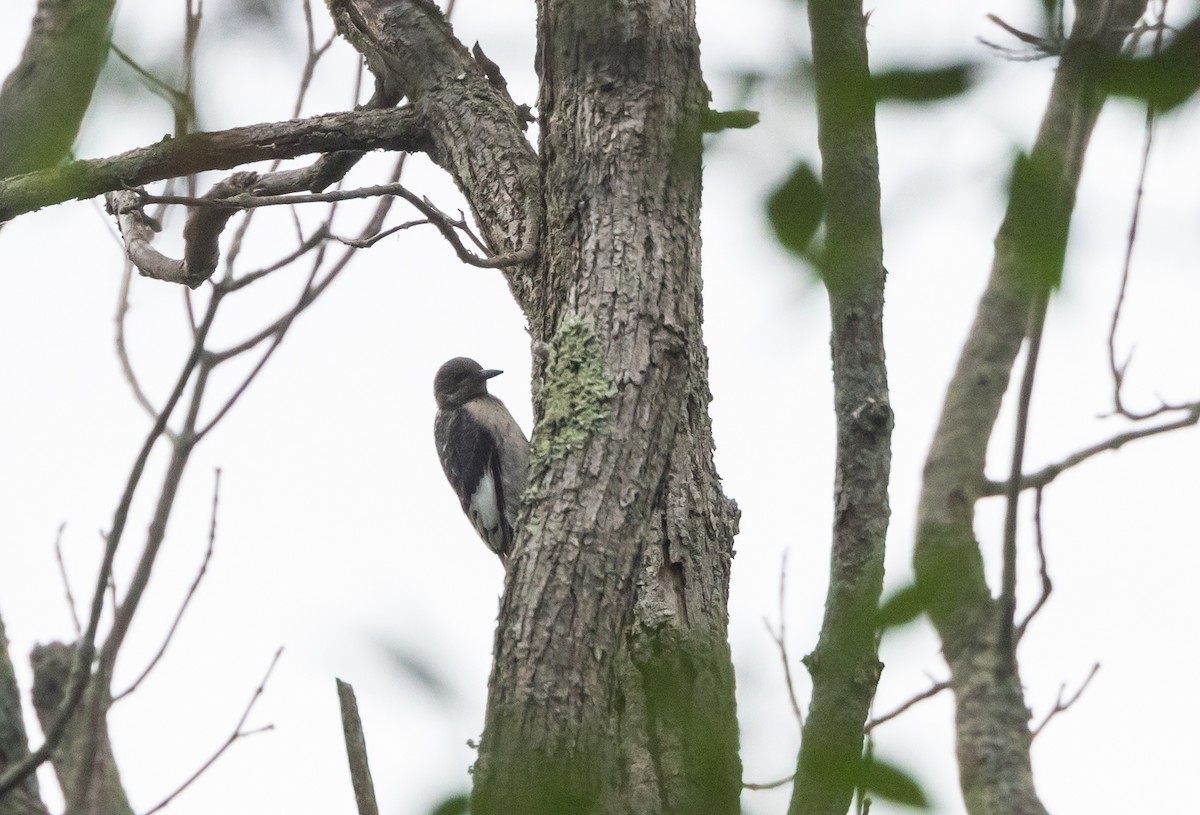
<box><xmin>1</xmin><ymin>1</ymin><xmax>1198</xmax><ymax>814</ymax></box>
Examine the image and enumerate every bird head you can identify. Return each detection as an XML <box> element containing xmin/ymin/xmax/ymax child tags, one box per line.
<box><xmin>434</xmin><ymin>357</ymin><xmax>503</xmax><ymax>409</ymax></box>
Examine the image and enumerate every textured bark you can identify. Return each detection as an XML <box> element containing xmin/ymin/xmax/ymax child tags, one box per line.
<box><xmin>789</xmin><ymin>1</ymin><xmax>890</xmax><ymax>813</ymax></box>
<box><xmin>0</xmin><ymin>107</ymin><xmax>430</xmax><ymax>221</ymax></box>
<box><xmin>30</xmin><ymin>644</ymin><xmax>132</xmax><ymax>815</ymax></box>
<box><xmin>0</xmin><ymin>0</ymin><xmax>116</xmax><ymax>177</ymax></box>
<box><xmin>0</xmin><ymin>616</ymin><xmax>48</xmax><ymax>815</ymax></box>
<box><xmin>466</xmin><ymin>1</ymin><xmax>741</xmax><ymax>813</ymax></box>
<box><xmin>326</xmin><ymin>0</ymin><xmax>542</xmax><ymax>310</ymax></box>
<box><xmin>914</xmin><ymin>2</ymin><xmax>1149</xmax><ymax>814</ymax></box>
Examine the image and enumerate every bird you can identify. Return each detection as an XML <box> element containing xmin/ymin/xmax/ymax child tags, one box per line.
<box><xmin>433</xmin><ymin>357</ymin><xmax>530</xmax><ymax>562</ymax></box>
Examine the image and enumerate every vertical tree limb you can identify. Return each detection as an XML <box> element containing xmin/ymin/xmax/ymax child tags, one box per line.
<box><xmin>0</xmin><ymin>615</ymin><xmax>49</xmax><ymax>815</ymax></box>
<box><xmin>0</xmin><ymin>0</ymin><xmax>116</xmax><ymax>177</ymax></box>
<box><xmin>788</xmin><ymin>1</ymin><xmax>890</xmax><ymax>813</ymax></box>
<box><xmin>914</xmin><ymin>2</ymin><xmax>1149</xmax><ymax>813</ymax></box>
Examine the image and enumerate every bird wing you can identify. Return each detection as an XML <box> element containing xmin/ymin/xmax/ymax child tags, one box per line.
<box><xmin>434</xmin><ymin>408</ymin><xmax>513</xmax><ymax>556</ymax></box>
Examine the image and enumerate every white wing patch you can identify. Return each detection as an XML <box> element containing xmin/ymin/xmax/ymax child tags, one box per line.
<box><xmin>468</xmin><ymin>469</ymin><xmax>503</xmax><ymax>551</ymax></box>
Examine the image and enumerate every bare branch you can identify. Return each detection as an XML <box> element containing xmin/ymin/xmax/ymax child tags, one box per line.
<box><xmin>763</xmin><ymin>551</ymin><xmax>803</xmax><ymax>730</ymax></box>
<box><xmin>141</xmin><ymin>648</ymin><xmax>283</xmax><ymax>815</ymax></box>
<box><xmin>220</xmin><ymin>228</ymin><xmax>330</xmax><ymax>293</ymax></box>
<box><xmin>982</xmin><ymin>404</ymin><xmax>1200</xmax><ymax>495</ymax></box>
<box><xmin>127</xmin><ymin>182</ymin><xmax>534</xmax><ymax>268</ymax></box>
<box><xmin>52</xmin><ymin>524</ymin><xmax>82</xmax><ymax>637</ymax></box>
<box><xmin>113</xmin><ymin>469</ymin><xmax>222</xmax><ymax>703</ymax></box>
<box><xmin>1015</xmin><ymin>486</ymin><xmax>1052</xmax><ymax>642</ymax></box>
<box><xmin>336</xmin><ymin>680</ymin><xmax>381</xmax><ymax>815</ymax></box>
<box><xmin>744</xmin><ymin>774</ymin><xmax>796</xmax><ymax>791</ymax></box>
<box><xmin>1031</xmin><ymin>663</ymin><xmax>1101</xmax><ymax>738</ymax></box>
<box><xmin>1000</xmin><ymin>297</ymin><xmax>1049</xmax><ymax>670</ymax></box>
<box><xmin>115</xmin><ymin>259</ymin><xmax>171</xmax><ymax>428</ymax></box>
<box><xmin>864</xmin><ymin>680</ymin><xmax>951</xmax><ymax>733</ymax></box>
<box><xmin>0</xmin><ymin>107</ymin><xmax>429</xmax><ymax>222</ymax></box>
<box><xmin>1107</xmin><ymin>2</ymin><xmax>1189</xmax><ymax>422</ymax></box>
<box><xmin>0</xmin><ymin>296</ymin><xmax>218</xmax><ymax>797</ymax></box>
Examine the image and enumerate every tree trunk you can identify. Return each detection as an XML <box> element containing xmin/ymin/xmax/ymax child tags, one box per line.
<box><xmin>470</xmin><ymin>1</ymin><xmax>742</xmax><ymax>813</ymax></box>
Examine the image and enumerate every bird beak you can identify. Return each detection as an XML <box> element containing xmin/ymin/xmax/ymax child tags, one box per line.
<box><xmin>480</xmin><ymin>368</ymin><xmax>503</xmax><ymax>380</ymax></box>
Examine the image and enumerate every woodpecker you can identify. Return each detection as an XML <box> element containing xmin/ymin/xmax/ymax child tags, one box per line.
<box><xmin>433</xmin><ymin>357</ymin><xmax>529</xmax><ymax>561</ymax></box>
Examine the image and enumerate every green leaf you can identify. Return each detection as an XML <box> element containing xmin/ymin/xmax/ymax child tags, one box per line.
<box><xmin>1005</xmin><ymin>150</ymin><xmax>1069</xmax><ymax>292</ymax></box>
<box><xmin>859</xmin><ymin>756</ymin><xmax>930</xmax><ymax>808</ymax></box>
<box><xmin>1100</xmin><ymin>16</ymin><xmax>1200</xmax><ymax>113</ymax></box>
<box><xmin>428</xmin><ymin>793</ymin><xmax>470</xmax><ymax>815</ymax></box>
<box><xmin>767</xmin><ymin>162</ymin><xmax>825</xmax><ymax>257</ymax></box>
<box><xmin>876</xmin><ymin>582</ymin><xmax>933</xmax><ymax>629</ymax></box>
<box><xmin>871</xmin><ymin>65</ymin><xmax>975</xmax><ymax>103</ymax></box>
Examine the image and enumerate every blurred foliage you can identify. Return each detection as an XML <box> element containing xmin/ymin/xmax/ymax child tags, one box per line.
<box><xmin>428</xmin><ymin>792</ymin><xmax>470</xmax><ymax>815</ymax></box>
<box><xmin>1101</xmin><ymin>15</ymin><xmax>1200</xmax><ymax>113</ymax></box>
<box><xmin>767</xmin><ymin>161</ymin><xmax>824</xmax><ymax>258</ymax></box>
<box><xmin>857</xmin><ymin>755</ymin><xmax>929</xmax><ymax>809</ymax></box>
<box><xmin>870</xmin><ymin>65</ymin><xmax>975</xmax><ymax>104</ymax></box>
<box><xmin>1005</xmin><ymin>149</ymin><xmax>1070</xmax><ymax>292</ymax></box>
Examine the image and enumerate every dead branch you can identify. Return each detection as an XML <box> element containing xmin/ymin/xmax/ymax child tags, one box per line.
<box><xmin>1031</xmin><ymin>663</ymin><xmax>1101</xmax><ymax>738</ymax></box>
<box><xmin>141</xmin><ymin>648</ymin><xmax>283</xmax><ymax>815</ymax></box>
<box><xmin>336</xmin><ymin>680</ymin><xmax>381</xmax><ymax>815</ymax></box>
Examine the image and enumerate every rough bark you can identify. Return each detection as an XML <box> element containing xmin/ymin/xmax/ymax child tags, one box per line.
<box><xmin>789</xmin><ymin>1</ymin><xmax>890</xmax><ymax>813</ymax></box>
<box><xmin>325</xmin><ymin>0</ymin><xmax>542</xmax><ymax>310</ymax></box>
<box><xmin>914</xmin><ymin>2</ymin><xmax>1149</xmax><ymax>814</ymax></box>
<box><xmin>0</xmin><ymin>616</ymin><xmax>48</xmax><ymax>815</ymax></box>
<box><xmin>0</xmin><ymin>0</ymin><xmax>116</xmax><ymax>178</ymax></box>
<box><xmin>0</xmin><ymin>107</ymin><xmax>430</xmax><ymax>221</ymax></box>
<box><xmin>30</xmin><ymin>644</ymin><xmax>132</xmax><ymax>815</ymax></box>
<box><xmin>465</xmin><ymin>1</ymin><xmax>741</xmax><ymax>813</ymax></box>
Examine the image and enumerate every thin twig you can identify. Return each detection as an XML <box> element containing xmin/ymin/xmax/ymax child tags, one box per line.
<box><xmin>116</xmin><ymin>258</ymin><xmax>174</xmax><ymax>434</ymax></box>
<box><xmin>1107</xmin><ymin>1</ymin><xmax>1181</xmax><ymax>422</ymax></box>
<box><xmin>999</xmin><ymin>295</ymin><xmax>1049</xmax><ymax>672</ymax></box>
<box><xmin>331</xmin><ymin>219</ymin><xmax>430</xmax><ymax>248</ymax></box>
<box><xmin>762</xmin><ymin>551</ymin><xmax>804</xmax><ymax>730</ymax></box>
<box><xmin>744</xmin><ymin>773</ymin><xmax>796</xmax><ymax>791</ymax></box>
<box><xmin>864</xmin><ymin>680</ymin><xmax>951</xmax><ymax>733</ymax></box>
<box><xmin>53</xmin><ymin>523</ymin><xmax>82</xmax><ymax>636</ymax></box>
<box><xmin>1031</xmin><ymin>662</ymin><xmax>1100</xmax><ymax>738</ymax></box>
<box><xmin>219</xmin><ymin>227</ymin><xmax>330</xmax><ymax>293</ymax></box>
<box><xmin>1015</xmin><ymin>486</ymin><xmax>1052</xmax><ymax>642</ymax></box>
<box><xmin>982</xmin><ymin>404</ymin><xmax>1200</xmax><ymax>495</ymax></box>
<box><xmin>113</xmin><ymin>469</ymin><xmax>222</xmax><ymax>702</ymax></box>
<box><xmin>141</xmin><ymin>648</ymin><xmax>283</xmax><ymax>815</ymax></box>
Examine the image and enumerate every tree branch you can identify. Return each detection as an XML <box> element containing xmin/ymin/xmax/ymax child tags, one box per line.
<box><xmin>913</xmin><ymin>2</ymin><xmax>1150</xmax><ymax>813</ymax></box>
<box><xmin>0</xmin><ymin>0</ymin><xmax>116</xmax><ymax>177</ymax></box>
<box><xmin>326</xmin><ymin>0</ymin><xmax>541</xmax><ymax>310</ymax></box>
<box><xmin>336</xmin><ymin>680</ymin><xmax>380</xmax><ymax>815</ymax></box>
<box><xmin>141</xmin><ymin>648</ymin><xmax>282</xmax><ymax>815</ymax></box>
<box><xmin>1031</xmin><ymin>663</ymin><xmax>1100</xmax><ymax>738</ymax></box>
<box><xmin>0</xmin><ymin>107</ymin><xmax>429</xmax><ymax>222</ymax></box>
<box><xmin>980</xmin><ymin>404</ymin><xmax>1200</xmax><ymax>496</ymax></box>
<box><xmin>790</xmin><ymin>0</ymin><xmax>890</xmax><ymax>812</ymax></box>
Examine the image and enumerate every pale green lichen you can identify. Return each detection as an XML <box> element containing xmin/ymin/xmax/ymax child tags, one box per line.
<box><xmin>529</xmin><ymin>316</ymin><xmax>616</xmax><ymax>473</ymax></box>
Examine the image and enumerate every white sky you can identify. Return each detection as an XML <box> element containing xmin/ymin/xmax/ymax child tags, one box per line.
<box><xmin>1</xmin><ymin>1</ymin><xmax>1197</xmax><ymax>814</ymax></box>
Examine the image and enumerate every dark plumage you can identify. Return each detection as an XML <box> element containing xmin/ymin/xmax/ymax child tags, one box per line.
<box><xmin>433</xmin><ymin>357</ymin><xmax>529</xmax><ymax>561</ymax></box>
